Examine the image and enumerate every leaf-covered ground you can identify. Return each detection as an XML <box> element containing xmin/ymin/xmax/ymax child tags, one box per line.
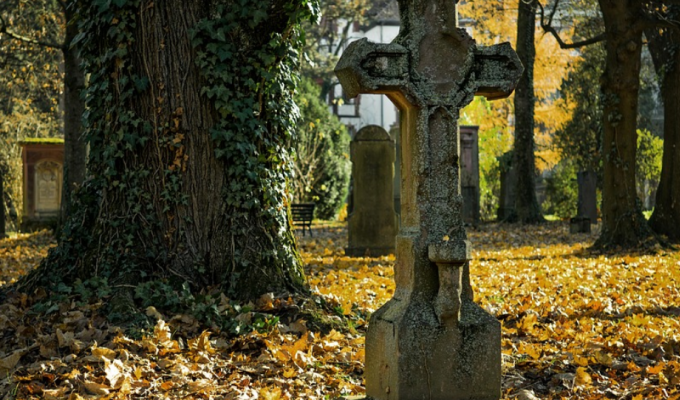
<box><xmin>0</xmin><ymin>222</ymin><xmax>678</xmax><ymax>399</ymax></box>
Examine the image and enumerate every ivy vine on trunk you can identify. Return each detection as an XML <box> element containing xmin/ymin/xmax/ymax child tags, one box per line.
<box><xmin>17</xmin><ymin>0</ymin><xmax>319</xmax><ymax>320</ymax></box>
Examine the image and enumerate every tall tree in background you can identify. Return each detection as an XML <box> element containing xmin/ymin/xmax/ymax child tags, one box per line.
<box><xmin>595</xmin><ymin>0</ymin><xmax>653</xmax><ymax>248</ymax></box>
<box><xmin>513</xmin><ymin>0</ymin><xmax>544</xmax><ymax>223</ymax></box>
<box><xmin>645</xmin><ymin>6</ymin><xmax>680</xmax><ymax>242</ymax></box>
<box><xmin>0</xmin><ymin>0</ymin><xmax>86</xmax><ymax>225</ymax></box>
<box><xmin>459</xmin><ymin>1</ymin><xmax>578</xmax><ymax>222</ymax></box>
<box><xmin>541</xmin><ymin>0</ymin><xmax>668</xmax><ymax>248</ymax></box>
<box><xmin>18</xmin><ymin>0</ymin><xmax>318</xmax><ymax>320</ymax></box>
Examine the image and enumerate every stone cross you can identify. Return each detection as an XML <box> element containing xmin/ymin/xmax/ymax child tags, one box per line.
<box><xmin>335</xmin><ymin>1</ymin><xmax>523</xmax><ymax>399</ymax></box>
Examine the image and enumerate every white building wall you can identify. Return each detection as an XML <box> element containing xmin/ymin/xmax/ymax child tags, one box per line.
<box><xmin>332</xmin><ymin>22</ymin><xmax>400</xmax><ymax>134</ymax></box>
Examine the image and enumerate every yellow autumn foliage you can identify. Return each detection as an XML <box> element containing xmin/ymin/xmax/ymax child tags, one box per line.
<box><xmin>459</xmin><ymin>1</ymin><xmax>580</xmax><ymax>171</ymax></box>
<box><xmin>0</xmin><ymin>222</ymin><xmax>679</xmax><ymax>399</ymax></box>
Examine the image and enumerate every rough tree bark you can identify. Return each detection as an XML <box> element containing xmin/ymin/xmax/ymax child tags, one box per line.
<box><xmin>512</xmin><ymin>0</ymin><xmax>544</xmax><ymax>223</ymax></box>
<box><xmin>18</xmin><ymin>0</ymin><xmax>310</xmax><ymax>312</ymax></box>
<box><xmin>646</xmin><ymin>10</ymin><xmax>680</xmax><ymax>242</ymax></box>
<box><xmin>595</xmin><ymin>0</ymin><xmax>654</xmax><ymax>248</ymax></box>
<box><xmin>59</xmin><ymin>5</ymin><xmax>87</xmax><ymax>227</ymax></box>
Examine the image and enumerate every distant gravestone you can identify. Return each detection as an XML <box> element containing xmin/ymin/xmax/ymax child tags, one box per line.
<box><xmin>335</xmin><ymin>0</ymin><xmax>522</xmax><ymax>398</ymax></box>
<box><xmin>497</xmin><ymin>151</ymin><xmax>516</xmax><ymax>221</ymax></box>
<box><xmin>346</xmin><ymin>125</ymin><xmax>397</xmax><ymax>257</ymax></box>
<box><xmin>577</xmin><ymin>170</ymin><xmax>597</xmax><ymax>223</ymax></box>
<box><xmin>572</xmin><ymin>170</ymin><xmax>597</xmax><ymax>234</ymax></box>
<box><xmin>20</xmin><ymin>139</ymin><xmax>64</xmax><ymax>230</ymax></box>
<box><xmin>460</xmin><ymin>125</ymin><xmax>480</xmax><ymax>224</ymax></box>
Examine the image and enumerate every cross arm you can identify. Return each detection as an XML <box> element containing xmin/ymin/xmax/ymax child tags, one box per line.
<box><xmin>473</xmin><ymin>43</ymin><xmax>524</xmax><ymax>100</ymax></box>
<box><xmin>334</xmin><ymin>38</ymin><xmax>409</xmax><ymax>99</ymax></box>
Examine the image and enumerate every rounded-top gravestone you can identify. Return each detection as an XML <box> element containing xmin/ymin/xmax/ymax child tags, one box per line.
<box><xmin>346</xmin><ymin>125</ymin><xmax>397</xmax><ymax>257</ymax></box>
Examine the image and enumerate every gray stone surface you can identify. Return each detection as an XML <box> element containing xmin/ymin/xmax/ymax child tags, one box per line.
<box><xmin>460</xmin><ymin>126</ymin><xmax>480</xmax><ymax>224</ymax></box>
<box><xmin>577</xmin><ymin>170</ymin><xmax>597</xmax><ymax>223</ymax></box>
<box><xmin>389</xmin><ymin>122</ymin><xmax>401</xmax><ymax>218</ymax></box>
<box><xmin>497</xmin><ymin>151</ymin><xmax>516</xmax><ymax>221</ymax></box>
<box><xmin>335</xmin><ymin>1</ymin><xmax>523</xmax><ymax>399</ymax></box>
<box><xmin>394</xmin><ymin>124</ymin><xmax>480</xmax><ymax>225</ymax></box>
<box><xmin>346</xmin><ymin>125</ymin><xmax>398</xmax><ymax>257</ymax></box>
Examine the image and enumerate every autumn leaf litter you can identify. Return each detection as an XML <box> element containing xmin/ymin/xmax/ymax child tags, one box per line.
<box><xmin>0</xmin><ymin>222</ymin><xmax>679</xmax><ymax>399</ymax></box>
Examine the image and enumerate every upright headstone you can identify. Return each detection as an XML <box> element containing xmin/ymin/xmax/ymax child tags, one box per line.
<box><xmin>460</xmin><ymin>125</ymin><xmax>480</xmax><ymax>224</ymax></box>
<box><xmin>19</xmin><ymin>139</ymin><xmax>65</xmax><ymax>230</ymax></box>
<box><xmin>577</xmin><ymin>170</ymin><xmax>597</xmax><ymax>223</ymax></box>
<box><xmin>335</xmin><ymin>0</ymin><xmax>523</xmax><ymax>398</ymax></box>
<box><xmin>346</xmin><ymin>125</ymin><xmax>398</xmax><ymax>257</ymax></box>
<box><xmin>497</xmin><ymin>151</ymin><xmax>516</xmax><ymax>221</ymax></box>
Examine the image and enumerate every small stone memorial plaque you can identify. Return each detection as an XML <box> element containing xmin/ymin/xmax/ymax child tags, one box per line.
<box><xmin>19</xmin><ymin>139</ymin><xmax>64</xmax><ymax>230</ymax></box>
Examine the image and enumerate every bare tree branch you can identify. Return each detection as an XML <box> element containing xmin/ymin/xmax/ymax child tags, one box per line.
<box><xmin>638</xmin><ymin>6</ymin><xmax>680</xmax><ymax>32</ymax></box>
<box><xmin>332</xmin><ymin>21</ymin><xmax>353</xmax><ymax>57</ymax></box>
<box><xmin>0</xmin><ymin>14</ymin><xmax>64</xmax><ymax>50</ymax></box>
<box><xmin>538</xmin><ymin>1</ymin><xmax>605</xmax><ymax>49</ymax></box>
<box><xmin>547</xmin><ymin>0</ymin><xmax>560</xmax><ymax>27</ymax></box>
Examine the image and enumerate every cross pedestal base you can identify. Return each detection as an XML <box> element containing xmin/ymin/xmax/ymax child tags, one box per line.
<box><xmin>364</xmin><ymin>297</ymin><xmax>500</xmax><ymax>400</ymax></box>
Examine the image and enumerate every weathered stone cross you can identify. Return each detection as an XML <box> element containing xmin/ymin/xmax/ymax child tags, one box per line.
<box><xmin>335</xmin><ymin>1</ymin><xmax>523</xmax><ymax>399</ymax></box>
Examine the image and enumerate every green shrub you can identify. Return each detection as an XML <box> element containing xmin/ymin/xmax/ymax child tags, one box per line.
<box><xmin>291</xmin><ymin>78</ymin><xmax>350</xmax><ymax>220</ymax></box>
<box><xmin>542</xmin><ymin>160</ymin><xmax>577</xmax><ymax>219</ymax></box>
<box><xmin>636</xmin><ymin>129</ymin><xmax>663</xmax><ymax>209</ymax></box>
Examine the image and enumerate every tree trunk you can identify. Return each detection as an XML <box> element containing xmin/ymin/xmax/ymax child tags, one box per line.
<box><xmin>59</xmin><ymin>6</ymin><xmax>87</xmax><ymax>227</ymax></box>
<box><xmin>646</xmin><ymin>10</ymin><xmax>680</xmax><ymax>242</ymax></box>
<box><xmin>19</xmin><ymin>0</ymin><xmax>310</xmax><ymax>311</ymax></box>
<box><xmin>512</xmin><ymin>0</ymin><xmax>544</xmax><ymax>223</ymax></box>
<box><xmin>595</xmin><ymin>0</ymin><xmax>654</xmax><ymax>248</ymax></box>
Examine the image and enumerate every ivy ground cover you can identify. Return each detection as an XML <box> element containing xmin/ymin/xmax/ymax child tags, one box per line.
<box><xmin>0</xmin><ymin>222</ymin><xmax>678</xmax><ymax>399</ymax></box>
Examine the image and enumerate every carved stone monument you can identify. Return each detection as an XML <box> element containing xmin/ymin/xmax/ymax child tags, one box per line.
<box><xmin>20</xmin><ymin>139</ymin><xmax>65</xmax><ymax>230</ymax></box>
<box><xmin>497</xmin><ymin>151</ymin><xmax>516</xmax><ymax>221</ymax></box>
<box><xmin>571</xmin><ymin>170</ymin><xmax>597</xmax><ymax>234</ymax></box>
<box><xmin>335</xmin><ymin>0</ymin><xmax>522</xmax><ymax>398</ymax></box>
<box><xmin>577</xmin><ymin>170</ymin><xmax>597</xmax><ymax>223</ymax></box>
<box><xmin>392</xmin><ymin>124</ymin><xmax>479</xmax><ymax>226</ymax></box>
<box><xmin>346</xmin><ymin>125</ymin><xmax>398</xmax><ymax>257</ymax></box>
<box><xmin>460</xmin><ymin>125</ymin><xmax>480</xmax><ymax>224</ymax></box>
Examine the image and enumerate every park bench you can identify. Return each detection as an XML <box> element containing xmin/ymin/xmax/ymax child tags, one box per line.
<box><xmin>291</xmin><ymin>203</ymin><xmax>315</xmax><ymax>237</ymax></box>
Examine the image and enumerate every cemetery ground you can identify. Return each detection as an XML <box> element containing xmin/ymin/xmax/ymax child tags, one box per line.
<box><xmin>0</xmin><ymin>223</ymin><xmax>678</xmax><ymax>399</ymax></box>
